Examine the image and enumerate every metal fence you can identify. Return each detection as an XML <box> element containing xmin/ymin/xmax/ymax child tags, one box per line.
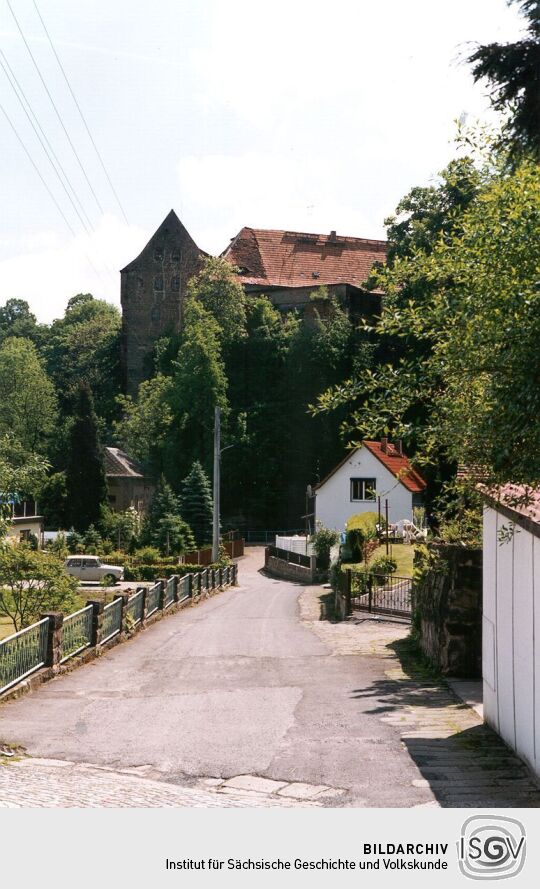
<box><xmin>0</xmin><ymin>617</ymin><xmax>49</xmax><ymax>694</ymax></box>
<box><xmin>1</xmin><ymin>564</ymin><xmax>238</xmax><ymax>696</ymax></box>
<box><xmin>350</xmin><ymin>572</ymin><xmax>413</xmax><ymax>619</ymax></box>
<box><xmin>126</xmin><ymin>589</ymin><xmax>144</xmax><ymax>626</ymax></box>
<box><xmin>146</xmin><ymin>582</ymin><xmax>161</xmax><ymax>618</ymax></box>
<box><xmin>60</xmin><ymin>605</ymin><xmax>93</xmax><ymax>663</ymax></box>
<box><xmin>101</xmin><ymin>598</ymin><xmax>123</xmax><ymax>644</ymax></box>
<box><xmin>164</xmin><ymin>576</ymin><xmax>176</xmax><ymax>609</ymax></box>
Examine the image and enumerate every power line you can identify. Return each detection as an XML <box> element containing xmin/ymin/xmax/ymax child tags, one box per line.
<box><xmin>6</xmin><ymin>0</ymin><xmax>105</xmax><ymax>217</ymax></box>
<box><xmin>32</xmin><ymin>0</ymin><xmax>129</xmax><ymax>224</ymax></box>
<box><xmin>0</xmin><ymin>49</ymin><xmax>95</xmax><ymax>236</ymax></box>
<box><xmin>0</xmin><ymin>98</ymin><xmax>107</xmax><ymax>288</ymax></box>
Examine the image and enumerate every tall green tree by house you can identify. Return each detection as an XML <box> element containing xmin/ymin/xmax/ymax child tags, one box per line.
<box><xmin>0</xmin><ymin>337</ymin><xmax>56</xmax><ymax>453</ymax></box>
<box><xmin>315</xmin><ymin>153</ymin><xmax>540</xmax><ymax>536</ymax></box>
<box><xmin>45</xmin><ymin>293</ymin><xmax>122</xmax><ymax>429</ymax></box>
<box><xmin>65</xmin><ymin>383</ymin><xmax>108</xmax><ymax>532</ymax></box>
<box><xmin>466</xmin><ymin>0</ymin><xmax>540</xmax><ymax>162</ymax></box>
<box><xmin>142</xmin><ymin>476</ymin><xmax>194</xmax><ymax>555</ymax></box>
<box><xmin>166</xmin><ymin>299</ymin><xmax>228</xmax><ymax>479</ymax></box>
<box><xmin>179</xmin><ymin>462</ymin><xmax>213</xmax><ymax>548</ymax></box>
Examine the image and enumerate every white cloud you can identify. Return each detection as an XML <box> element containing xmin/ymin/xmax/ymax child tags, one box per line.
<box><xmin>0</xmin><ymin>215</ymin><xmax>148</xmax><ymax>323</ymax></box>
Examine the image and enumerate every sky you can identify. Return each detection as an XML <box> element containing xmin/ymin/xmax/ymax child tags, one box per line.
<box><xmin>0</xmin><ymin>0</ymin><xmax>525</xmax><ymax>322</ymax></box>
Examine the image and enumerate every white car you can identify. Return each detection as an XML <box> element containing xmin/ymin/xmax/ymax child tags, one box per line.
<box><xmin>64</xmin><ymin>556</ymin><xmax>124</xmax><ymax>585</ymax></box>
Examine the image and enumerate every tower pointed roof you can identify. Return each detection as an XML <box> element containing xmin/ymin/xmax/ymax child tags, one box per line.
<box><xmin>120</xmin><ymin>210</ymin><xmax>203</xmax><ymax>272</ymax></box>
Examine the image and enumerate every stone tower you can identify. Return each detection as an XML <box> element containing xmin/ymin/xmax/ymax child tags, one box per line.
<box><xmin>120</xmin><ymin>210</ymin><xmax>203</xmax><ymax>396</ymax></box>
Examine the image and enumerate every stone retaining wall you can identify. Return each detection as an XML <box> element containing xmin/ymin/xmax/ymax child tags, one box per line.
<box><xmin>266</xmin><ymin>555</ymin><xmax>316</xmax><ymax>584</ymax></box>
<box><xmin>414</xmin><ymin>543</ymin><xmax>482</xmax><ymax>677</ymax></box>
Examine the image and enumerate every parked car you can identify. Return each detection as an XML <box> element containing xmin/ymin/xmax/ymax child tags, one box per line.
<box><xmin>64</xmin><ymin>556</ymin><xmax>124</xmax><ymax>585</ymax></box>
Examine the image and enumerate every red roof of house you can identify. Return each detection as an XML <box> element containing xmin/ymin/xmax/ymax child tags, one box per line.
<box><xmin>221</xmin><ymin>227</ymin><xmax>387</xmax><ymax>289</ymax></box>
<box><xmin>362</xmin><ymin>441</ymin><xmax>427</xmax><ymax>493</ymax></box>
<box><xmin>315</xmin><ymin>441</ymin><xmax>427</xmax><ymax>493</ymax></box>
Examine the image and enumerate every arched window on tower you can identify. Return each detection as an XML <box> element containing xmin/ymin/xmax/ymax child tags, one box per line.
<box><xmin>154</xmin><ymin>275</ymin><xmax>163</xmax><ymax>291</ymax></box>
<box><xmin>171</xmin><ymin>276</ymin><xmax>180</xmax><ymax>292</ymax></box>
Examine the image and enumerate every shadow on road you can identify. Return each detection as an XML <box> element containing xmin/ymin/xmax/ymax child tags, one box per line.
<box><xmin>349</xmin><ymin>636</ymin><xmax>540</xmax><ymax>807</ymax></box>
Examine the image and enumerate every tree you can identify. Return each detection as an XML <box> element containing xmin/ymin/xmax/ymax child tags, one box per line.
<box><xmin>168</xmin><ymin>299</ymin><xmax>228</xmax><ymax>476</ymax></box>
<box><xmin>0</xmin><ymin>434</ymin><xmax>48</xmax><ymax>540</ymax></box>
<box><xmin>0</xmin><ymin>337</ymin><xmax>56</xmax><ymax>452</ymax></box>
<box><xmin>0</xmin><ymin>546</ymin><xmax>78</xmax><ymax>631</ymax></box>
<box><xmin>143</xmin><ymin>476</ymin><xmax>194</xmax><ymax>556</ymax></box>
<box><xmin>65</xmin><ymin>384</ymin><xmax>108</xmax><ymax>532</ymax></box>
<box><xmin>0</xmin><ymin>298</ymin><xmax>43</xmax><ymax>346</ymax></box>
<box><xmin>114</xmin><ymin>373</ymin><xmax>174</xmax><ymax>473</ymax></box>
<box><xmin>179</xmin><ymin>462</ymin><xmax>213</xmax><ymax>548</ymax></box>
<box><xmin>187</xmin><ymin>257</ymin><xmax>246</xmax><ymax>341</ymax></box>
<box><xmin>465</xmin><ymin>0</ymin><xmax>540</xmax><ymax>162</ymax></box>
<box><xmin>45</xmin><ymin>294</ymin><xmax>122</xmax><ymax>428</ymax></box>
<box><xmin>39</xmin><ymin>471</ymin><xmax>68</xmax><ymax>530</ymax></box>
<box><xmin>316</xmin><ymin>155</ymin><xmax>540</xmax><ymax>535</ymax></box>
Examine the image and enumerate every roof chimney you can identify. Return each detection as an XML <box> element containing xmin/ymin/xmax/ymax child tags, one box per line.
<box><xmin>329</xmin><ymin>230</ymin><xmax>337</xmax><ymax>242</ymax></box>
<box><xmin>395</xmin><ymin>439</ymin><xmax>403</xmax><ymax>456</ymax></box>
<box><xmin>380</xmin><ymin>437</ymin><xmax>388</xmax><ymax>454</ymax></box>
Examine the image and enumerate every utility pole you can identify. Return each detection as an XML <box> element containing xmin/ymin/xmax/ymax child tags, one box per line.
<box><xmin>212</xmin><ymin>405</ymin><xmax>221</xmax><ymax>562</ymax></box>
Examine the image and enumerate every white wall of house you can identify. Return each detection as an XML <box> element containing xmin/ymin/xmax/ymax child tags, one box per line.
<box><xmin>483</xmin><ymin>505</ymin><xmax>540</xmax><ymax>779</ymax></box>
<box><xmin>315</xmin><ymin>447</ymin><xmax>414</xmax><ymax>532</ymax></box>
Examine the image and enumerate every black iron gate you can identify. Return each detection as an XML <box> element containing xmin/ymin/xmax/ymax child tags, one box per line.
<box><xmin>347</xmin><ymin>571</ymin><xmax>413</xmax><ymax>620</ymax></box>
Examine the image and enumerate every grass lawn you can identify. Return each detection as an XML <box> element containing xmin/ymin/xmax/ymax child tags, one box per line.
<box><xmin>0</xmin><ymin>615</ymin><xmax>14</xmax><ymax>640</ymax></box>
<box><xmin>342</xmin><ymin>542</ymin><xmax>416</xmax><ymax>578</ymax></box>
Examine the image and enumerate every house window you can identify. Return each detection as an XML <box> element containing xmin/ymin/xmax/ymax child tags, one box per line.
<box><xmin>153</xmin><ymin>275</ymin><xmax>163</xmax><ymax>291</ymax></box>
<box><xmin>151</xmin><ymin>306</ymin><xmax>161</xmax><ymax>323</ymax></box>
<box><xmin>171</xmin><ymin>276</ymin><xmax>180</xmax><ymax>291</ymax></box>
<box><xmin>350</xmin><ymin>478</ymin><xmax>376</xmax><ymax>501</ymax></box>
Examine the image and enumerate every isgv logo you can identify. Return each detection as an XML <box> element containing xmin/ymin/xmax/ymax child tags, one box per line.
<box><xmin>458</xmin><ymin>816</ymin><xmax>526</xmax><ymax>880</ymax></box>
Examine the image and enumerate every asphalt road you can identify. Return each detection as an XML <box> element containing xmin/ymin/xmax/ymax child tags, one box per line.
<box><xmin>0</xmin><ymin>550</ymin><xmax>445</xmax><ymax>805</ymax></box>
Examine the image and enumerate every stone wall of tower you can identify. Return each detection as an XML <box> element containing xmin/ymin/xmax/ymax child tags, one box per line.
<box><xmin>120</xmin><ymin>211</ymin><xmax>203</xmax><ymax>396</ymax></box>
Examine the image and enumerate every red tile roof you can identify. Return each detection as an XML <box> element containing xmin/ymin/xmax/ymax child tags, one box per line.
<box><xmin>316</xmin><ymin>441</ymin><xmax>426</xmax><ymax>493</ymax></box>
<box><xmin>222</xmin><ymin>227</ymin><xmax>387</xmax><ymax>289</ymax></box>
<box><xmin>362</xmin><ymin>441</ymin><xmax>427</xmax><ymax>493</ymax></box>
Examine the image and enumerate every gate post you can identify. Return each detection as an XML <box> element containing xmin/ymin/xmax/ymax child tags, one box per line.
<box><xmin>368</xmin><ymin>575</ymin><xmax>373</xmax><ymax>613</ymax></box>
<box><xmin>346</xmin><ymin>569</ymin><xmax>352</xmax><ymax>616</ymax></box>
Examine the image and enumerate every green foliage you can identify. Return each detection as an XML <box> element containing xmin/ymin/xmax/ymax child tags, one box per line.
<box><xmin>142</xmin><ymin>477</ymin><xmax>195</xmax><ymax>556</ymax></box>
<box><xmin>115</xmin><ymin>373</ymin><xmax>173</xmax><ymax>471</ymax></box>
<box><xmin>100</xmin><ymin>507</ymin><xmax>142</xmax><ymax>552</ymax></box>
<box><xmin>66</xmin><ymin>527</ymin><xmax>85</xmax><ymax>553</ymax></box>
<box><xmin>187</xmin><ymin>257</ymin><xmax>247</xmax><ymax>341</ymax></box>
<box><xmin>132</xmin><ymin>546</ymin><xmax>162</xmax><ymax>565</ymax></box>
<box><xmin>465</xmin><ymin>0</ymin><xmax>540</xmax><ymax>162</ymax></box>
<box><xmin>39</xmin><ymin>472</ymin><xmax>68</xmax><ymax>530</ymax></box>
<box><xmin>179</xmin><ymin>461</ymin><xmax>213</xmax><ymax>549</ymax></box>
<box><xmin>45</xmin><ymin>294</ymin><xmax>121</xmax><ymax>430</ymax></box>
<box><xmin>315</xmin><ymin>150</ymin><xmax>540</xmax><ymax>533</ymax></box>
<box><xmin>65</xmin><ymin>384</ymin><xmax>108</xmax><ymax>532</ymax></box>
<box><xmin>346</xmin><ymin>512</ymin><xmax>378</xmax><ymax>534</ymax></box>
<box><xmin>0</xmin><ymin>545</ymin><xmax>78</xmax><ymax>631</ymax></box>
<box><xmin>0</xmin><ymin>299</ymin><xmax>43</xmax><ymax>347</ymax></box>
<box><xmin>369</xmin><ymin>555</ymin><xmax>398</xmax><ymax>576</ymax></box>
<box><xmin>169</xmin><ymin>299</ymin><xmax>228</xmax><ymax>474</ymax></box>
<box><xmin>45</xmin><ymin>533</ymin><xmax>68</xmax><ymax>559</ymax></box>
<box><xmin>310</xmin><ymin>525</ymin><xmax>339</xmax><ymax>569</ymax></box>
<box><xmin>0</xmin><ymin>337</ymin><xmax>56</xmax><ymax>452</ymax></box>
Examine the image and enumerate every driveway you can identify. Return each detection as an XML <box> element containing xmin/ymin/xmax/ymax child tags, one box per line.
<box><xmin>1</xmin><ymin>548</ymin><xmax>539</xmax><ymax>807</ymax></box>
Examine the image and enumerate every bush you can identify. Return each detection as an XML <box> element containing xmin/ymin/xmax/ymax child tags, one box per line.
<box><xmin>344</xmin><ymin>512</ymin><xmax>379</xmax><ymax>564</ymax></box>
<box><xmin>311</xmin><ymin>525</ymin><xmax>339</xmax><ymax>570</ymax></box>
<box><xmin>369</xmin><ymin>556</ymin><xmax>398</xmax><ymax>576</ymax></box>
<box><xmin>123</xmin><ymin>562</ymin><xmax>211</xmax><ymax>582</ymax></box>
<box><xmin>0</xmin><ymin>545</ymin><xmax>78</xmax><ymax>632</ymax></box>
<box><xmin>132</xmin><ymin>546</ymin><xmax>163</xmax><ymax>565</ymax></box>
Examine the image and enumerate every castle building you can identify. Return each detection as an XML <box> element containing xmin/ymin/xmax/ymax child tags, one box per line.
<box><xmin>121</xmin><ymin>211</ymin><xmax>387</xmax><ymax>395</ymax></box>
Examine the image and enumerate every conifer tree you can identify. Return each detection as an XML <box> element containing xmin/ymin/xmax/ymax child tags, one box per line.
<box><xmin>143</xmin><ymin>475</ymin><xmax>195</xmax><ymax>555</ymax></box>
<box><xmin>179</xmin><ymin>461</ymin><xmax>213</xmax><ymax>548</ymax></box>
<box><xmin>65</xmin><ymin>383</ymin><xmax>108</xmax><ymax>532</ymax></box>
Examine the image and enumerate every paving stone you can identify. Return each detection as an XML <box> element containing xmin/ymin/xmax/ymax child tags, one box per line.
<box><xmin>222</xmin><ymin>774</ymin><xmax>288</xmax><ymax>794</ymax></box>
<box><xmin>277</xmin><ymin>782</ymin><xmax>330</xmax><ymax>799</ymax></box>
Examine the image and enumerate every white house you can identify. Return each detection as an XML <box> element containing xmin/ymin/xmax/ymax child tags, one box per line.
<box><xmin>314</xmin><ymin>438</ymin><xmax>426</xmax><ymax>531</ymax></box>
<box><xmin>482</xmin><ymin>485</ymin><xmax>540</xmax><ymax>780</ymax></box>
